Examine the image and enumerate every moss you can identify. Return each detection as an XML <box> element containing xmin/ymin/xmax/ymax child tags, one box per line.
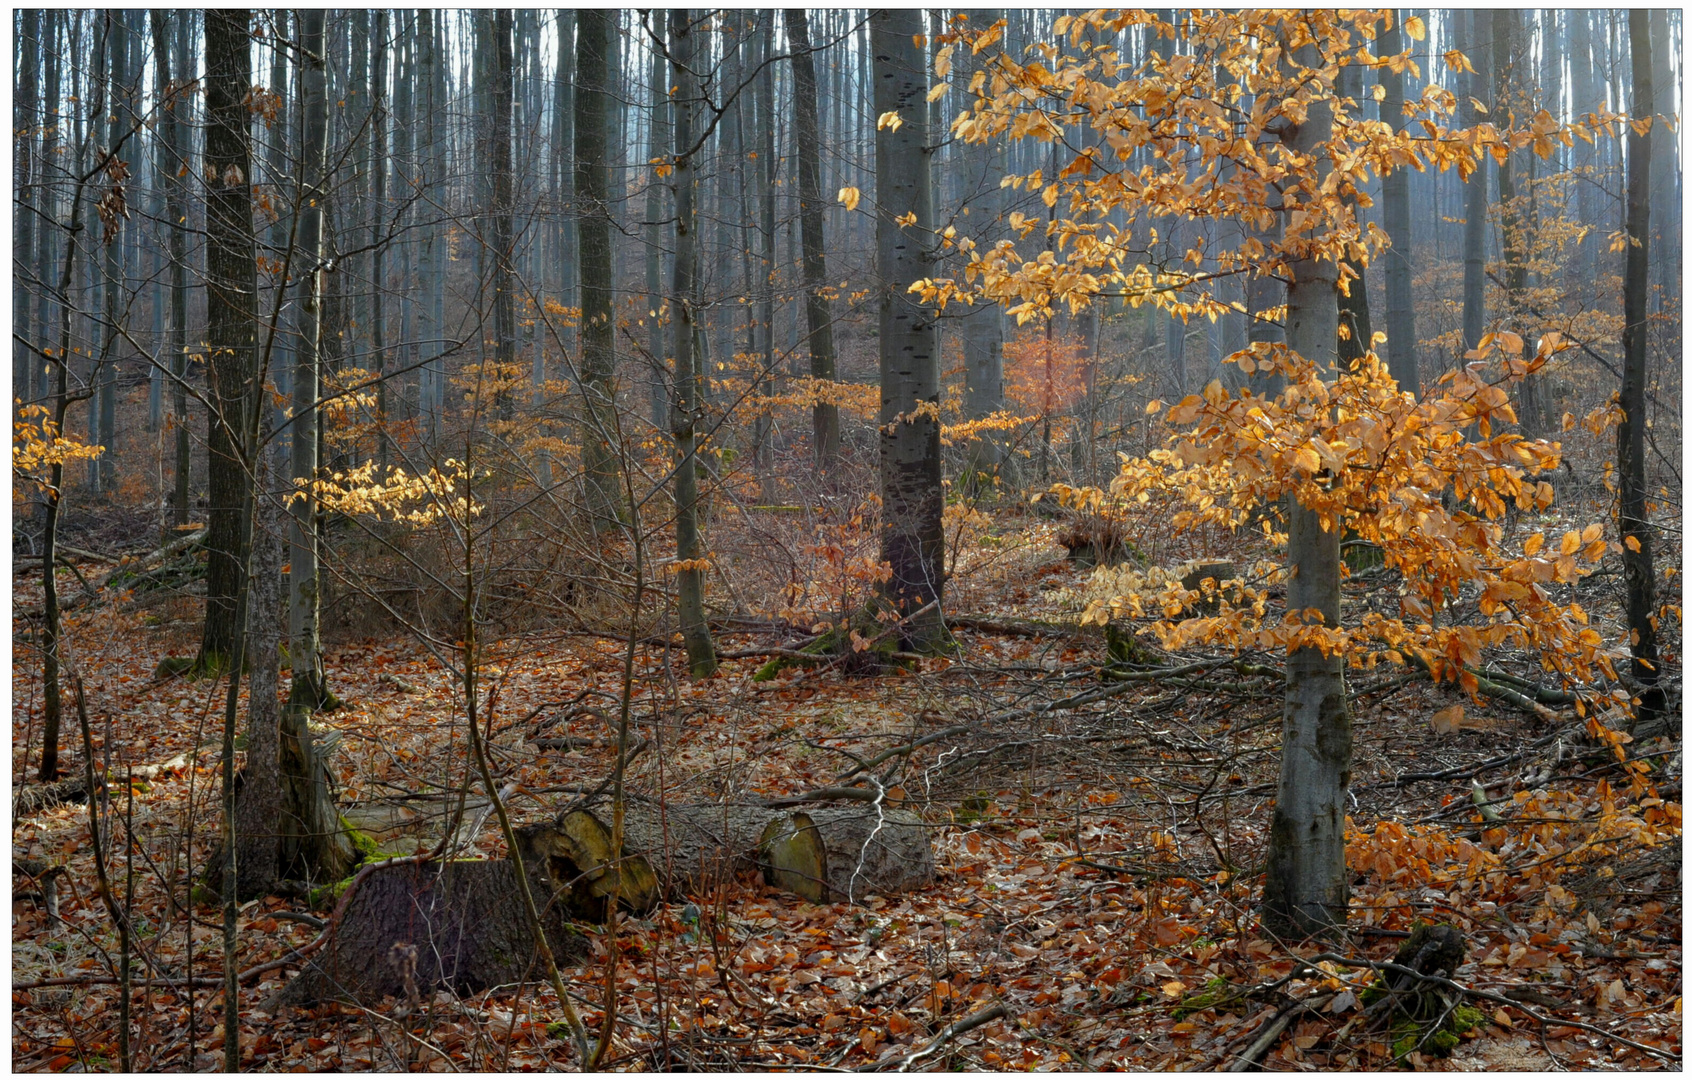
<box><xmin>1174</xmin><ymin>977</ymin><xmax>1251</xmax><ymax>1019</ymax></box>
<box><xmin>339</xmin><ymin>815</ymin><xmax>385</xmax><ymax>863</ymax></box>
<box><xmin>153</xmin><ymin>655</ymin><xmax>197</xmax><ymax>679</ymax></box>
<box><xmin>1449</xmin><ymin>1004</ymin><xmax>1484</xmax><ymax>1034</ymax></box>
<box><xmin>752</xmin><ymin>621</ymin><xmax>920</xmax><ymax>681</ymax></box>
<box><xmin>306</xmin><ymin>876</ymin><xmax>355</xmax><ymax>911</ymax></box>
<box><xmin>954</xmin><ymin>792</ymin><xmax>995</xmax><ymax>824</ymax></box>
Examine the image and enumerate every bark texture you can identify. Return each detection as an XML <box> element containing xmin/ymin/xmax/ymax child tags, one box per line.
<box><xmin>289</xmin><ymin>8</ymin><xmax>331</xmax><ymax>709</ymax></box>
<box><xmin>872</xmin><ymin>9</ymin><xmax>945</xmax><ymax>650</ymax></box>
<box><xmin>1619</xmin><ymin>10</ymin><xmax>1663</xmax><ymax>733</ymax></box>
<box><xmin>574</xmin><ymin>9</ymin><xmax>624</xmax><ymax>531</ymax></box>
<box><xmin>271</xmin><ymin>855</ymin><xmax>587</xmax><ymax>1009</ymax></box>
<box><xmin>197</xmin><ymin>9</ymin><xmax>258</xmax><ymax>673</ymax></box>
<box><xmin>1261</xmin><ymin>41</ymin><xmax>1351</xmax><ymax>940</ymax></box>
<box><xmin>784</xmin><ymin>9</ymin><xmax>841</xmax><ymax>471</ymax></box>
<box><xmin>668</xmin><ymin>9</ymin><xmax>718</xmax><ymax>678</ymax></box>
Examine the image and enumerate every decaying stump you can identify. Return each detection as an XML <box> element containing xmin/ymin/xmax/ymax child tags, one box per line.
<box><xmin>269</xmin><ymin>851</ymin><xmax>586</xmax><ymax>1009</ymax></box>
<box><xmin>760</xmin><ymin>807</ymin><xmax>935</xmax><ymax>903</ymax></box>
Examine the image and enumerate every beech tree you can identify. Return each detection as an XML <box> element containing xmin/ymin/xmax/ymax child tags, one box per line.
<box><xmin>872</xmin><ymin>8</ymin><xmax>945</xmax><ymax>650</ymax></box>
<box><xmin>932</xmin><ymin>9</ymin><xmax>1632</xmax><ymax>937</ymax></box>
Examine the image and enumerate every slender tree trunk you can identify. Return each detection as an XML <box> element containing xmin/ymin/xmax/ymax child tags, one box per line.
<box><xmin>1460</xmin><ymin>9</ymin><xmax>1491</xmax><ymax>355</ymax></box>
<box><xmin>491</xmin><ymin>10</ymin><xmax>515</xmax><ymax>422</ymax></box>
<box><xmin>1493</xmin><ymin>10</ymin><xmax>1537</xmax><ymax>434</ymax></box>
<box><xmin>1262</xmin><ymin>39</ymin><xmax>1349</xmax><ymax>940</ymax></box>
<box><xmin>1336</xmin><ymin>60</ymin><xmax>1372</xmax><ymax>368</ymax></box>
<box><xmin>872</xmin><ymin>9</ymin><xmax>945</xmax><ymax>650</ymax></box>
<box><xmin>1647</xmin><ymin>9</ymin><xmax>1678</xmax><ymax>311</ymax></box>
<box><xmin>644</xmin><ymin>16</ymin><xmax>669</xmax><ymax>430</ymax></box>
<box><xmin>1619</xmin><ymin>9</ymin><xmax>1663</xmax><ymax>733</ymax></box>
<box><xmin>784</xmin><ymin>10</ymin><xmax>842</xmax><ymax>472</ymax></box>
<box><xmin>232</xmin><ymin>425</ymin><xmax>282</xmax><ymax>900</ymax></box>
<box><xmin>97</xmin><ymin>11</ymin><xmax>127</xmax><ymax>494</ymax></box>
<box><xmin>15</xmin><ymin>9</ymin><xmax>39</xmax><ymax>421</ymax></box>
<box><xmin>1379</xmin><ymin>12</ymin><xmax>1418</xmax><ymax>395</ymax></box>
<box><xmin>960</xmin><ymin>10</ymin><xmax>1011</xmax><ymax>491</ymax></box>
<box><xmin>666</xmin><ymin>10</ymin><xmax>719</xmax><ymax>679</ymax></box>
<box><xmin>197</xmin><ymin>9</ymin><xmax>259</xmax><ymax>674</ymax></box>
<box><xmin>575</xmin><ymin>10</ymin><xmax>624</xmax><ymax>530</ymax></box>
<box><xmin>754</xmin><ymin>12</ymin><xmax>777</xmax><ymax>501</ymax></box>
<box><xmin>289</xmin><ymin>9</ymin><xmax>332</xmax><ymax>711</ymax></box>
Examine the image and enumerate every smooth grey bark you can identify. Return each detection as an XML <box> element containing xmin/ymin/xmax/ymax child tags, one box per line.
<box><xmin>872</xmin><ymin>9</ymin><xmax>945</xmax><ymax>650</ymax></box>
<box><xmin>197</xmin><ymin>9</ymin><xmax>259</xmax><ymax>674</ymax></box>
<box><xmin>959</xmin><ymin>10</ymin><xmax>1011</xmax><ymax>490</ymax></box>
<box><xmin>1619</xmin><ymin>9</ymin><xmax>1663</xmax><ymax>732</ymax></box>
<box><xmin>554</xmin><ymin>11</ymin><xmax>576</xmax><ymax>322</ymax></box>
<box><xmin>1261</xmin><ymin>39</ymin><xmax>1349</xmax><ymax>940</ymax></box>
<box><xmin>289</xmin><ymin>9</ymin><xmax>331</xmax><ymax>711</ymax></box>
<box><xmin>668</xmin><ymin>9</ymin><xmax>718</xmax><ymax>679</ymax></box>
<box><xmin>574</xmin><ymin>9</ymin><xmax>624</xmax><ymax>530</ymax></box>
<box><xmin>1378</xmin><ymin>12</ymin><xmax>1418</xmax><ymax>395</ymax></box>
<box><xmin>1569</xmin><ymin>11</ymin><xmax>1600</xmax><ymax>278</ymax></box>
<box><xmin>33</xmin><ymin>10</ymin><xmax>61</xmax><ymax>410</ymax></box>
<box><xmin>784</xmin><ymin>9</ymin><xmax>842</xmax><ymax>472</ymax></box>
<box><xmin>1460</xmin><ymin>9</ymin><xmax>1490</xmax><ymax>356</ymax></box>
<box><xmin>154</xmin><ymin>10</ymin><xmax>191</xmax><ymax>525</ymax></box>
<box><xmin>233</xmin><ymin>428</ymin><xmax>282</xmax><ymax>900</ymax></box>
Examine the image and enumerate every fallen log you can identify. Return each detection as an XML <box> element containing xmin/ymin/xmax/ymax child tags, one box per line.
<box><xmin>538</xmin><ymin>800</ymin><xmax>936</xmax><ymax>911</ymax></box>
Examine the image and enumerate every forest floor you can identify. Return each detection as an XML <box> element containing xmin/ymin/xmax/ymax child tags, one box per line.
<box><xmin>11</xmin><ymin>506</ymin><xmax>1683</xmax><ymax>1072</ymax></box>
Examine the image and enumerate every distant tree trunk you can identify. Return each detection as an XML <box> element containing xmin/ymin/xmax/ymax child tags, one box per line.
<box><xmin>197</xmin><ymin>9</ymin><xmax>259</xmax><ymax>674</ymax></box>
<box><xmin>289</xmin><ymin>9</ymin><xmax>332</xmax><ymax>711</ymax></box>
<box><xmin>1378</xmin><ymin>12</ymin><xmax>1418</xmax><ymax>395</ymax></box>
<box><xmin>1336</xmin><ymin>60</ymin><xmax>1373</xmax><ymax>367</ymax></box>
<box><xmin>33</xmin><ymin>10</ymin><xmax>61</xmax><ymax>412</ymax></box>
<box><xmin>1492</xmin><ymin>10</ymin><xmax>1538</xmax><ymax>434</ymax></box>
<box><xmin>97</xmin><ymin>10</ymin><xmax>128</xmax><ymax>494</ymax></box>
<box><xmin>669</xmin><ymin>9</ymin><xmax>719</xmax><ymax>679</ymax></box>
<box><xmin>753</xmin><ymin>12</ymin><xmax>777</xmax><ymax>501</ymax></box>
<box><xmin>370</xmin><ymin>12</ymin><xmax>391</xmax><ymax>456</ymax></box>
<box><xmin>574</xmin><ymin>10</ymin><xmax>624</xmax><ymax>531</ymax></box>
<box><xmin>644</xmin><ymin>16</ymin><xmax>670</xmax><ymax>430</ymax></box>
<box><xmin>15</xmin><ymin>9</ymin><xmax>39</xmax><ymax>421</ymax></box>
<box><xmin>872</xmin><ymin>9</ymin><xmax>945</xmax><ymax>650</ymax></box>
<box><xmin>554</xmin><ymin>11</ymin><xmax>576</xmax><ymax>329</ymax></box>
<box><xmin>1262</xmin><ymin>41</ymin><xmax>1349</xmax><ymax>941</ymax></box>
<box><xmin>1460</xmin><ymin>9</ymin><xmax>1490</xmax><ymax>356</ymax></box>
<box><xmin>1647</xmin><ymin>9</ymin><xmax>1678</xmax><ymax>310</ymax></box>
<box><xmin>960</xmin><ymin>9</ymin><xmax>1011</xmax><ymax>491</ymax></box>
<box><xmin>784</xmin><ymin>10</ymin><xmax>841</xmax><ymax>472</ymax></box>
<box><xmin>491</xmin><ymin>10</ymin><xmax>515</xmax><ymax>423</ymax></box>
<box><xmin>1619</xmin><ymin>9</ymin><xmax>1663</xmax><ymax>733</ymax></box>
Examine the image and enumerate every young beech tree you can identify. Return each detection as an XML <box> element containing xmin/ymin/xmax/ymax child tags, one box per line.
<box><xmin>926</xmin><ymin>10</ymin><xmax>1631</xmax><ymax>937</ymax></box>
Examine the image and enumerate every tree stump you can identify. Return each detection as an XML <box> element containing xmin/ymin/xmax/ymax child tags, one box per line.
<box><xmin>269</xmin><ymin>852</ymin><xmax>586</xmax><ymax>1010</ymax></box>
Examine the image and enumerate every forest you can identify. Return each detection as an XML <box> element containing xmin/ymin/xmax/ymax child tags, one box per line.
<box><xmin>10</xmin><ymin>8</ymin><xmax>1683</xmax><ymax>1072</ymax></box>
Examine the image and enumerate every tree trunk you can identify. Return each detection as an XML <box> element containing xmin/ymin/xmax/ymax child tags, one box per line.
<box><xmin>1378</xmin><ymin>12</ymin><xmax>1418</xmax><ymax>395</ymax></box>
<box><xmin>1459</xmin><ymin>9</ymin><xmax>1490</xmax><ymax>356</ymax></box>
<box><xmin>784</xmin><ymin>10</ymin><xmax>842</xmax><ymax>472</ymax></box>
<box><xmin>491</xmin><ymin>10</ymin><xmax>515</xmax><ymax>423</ymax></box>
<box><xmin>232</xmin><ymin>433</ymin><xmax>282</xmax><ymax>900</ymax></box>
<box><xmin>644</xmin><ymin>16</ymin><xmax>670</xmax><ymax>430</ymax></box>
<box><xmin>1261</xmin><ymin>41</ymin><xmax>1350</xmax><ymax>940</ymax></box>
<box><xmin>197</xmin><ymin>8</ymin><xmax>259</xmax><ymax>674</ymax></box>
<box><xmin>97</xmin><ymin>11</ymin><xmax>128</xmax><ymax>494</ymax></box>
<box><xmin>1647</xmin><ymin>9</ymin><xmax>1678</xmax><ymax>309</ymax></box>
<box><xmin>289</xmin><ymin>9</ymin><xmax>332</xmax><ymax>710</ymax></box>
<box><xmin>960</xmin><ymin>10</ymin><xmax>1011</xmax><ymax>491</ymax></box>
<box><xmin>754</xmin><ymin>13</ymin><xmax>777</xmax><ymax>501</ymax></box>
<box><xmin>574</xmin><ymin>9</ymin><xmax>624</xmax><ymax>531</ymax></box>
<box><xmin>1619</xmin><ymin>9</ymin><xmax>1664</xmax><ymax>734</ymax></box>
<box><xmin>15</xmin><ymin>9</ymin><xmax>39</xmax><ymax>421</ymax></box>
<box><xmin>1492</xmin><ymin>10</ymin><xmax>1538</xmax><ymax>435</ymax></box>
<box><xmin>873</xmin><ymin>9</ymin><xmax>945</xmax><ymax>650</ymax></box>
<box><xmin>669</xmin><ymin>9</ymin><xmax>718</xmax><ymax>679</ymax></box>
<box><xmin>1336</xmin><ymin>60</ymin><xmax>1373</xmax><ymax>368</ymax></box>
